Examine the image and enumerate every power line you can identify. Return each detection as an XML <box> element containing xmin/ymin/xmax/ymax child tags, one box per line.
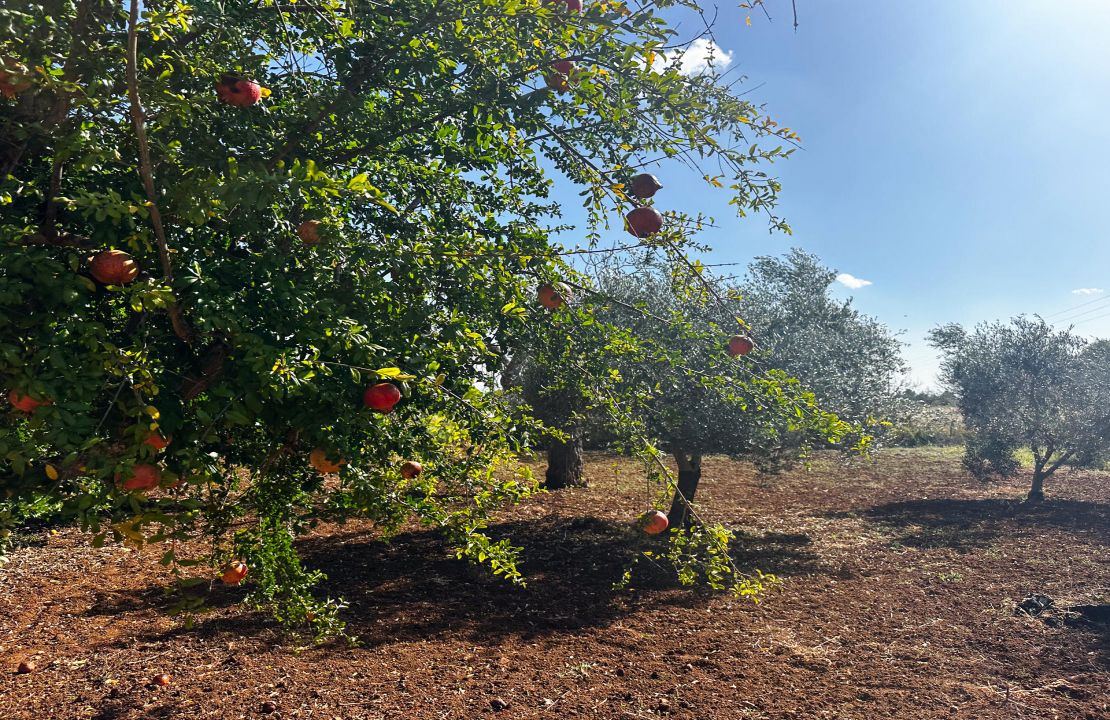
<box><xmin>1041</xmin><ymin>291</ymin><xmax>1110</xmax><ymax>319</ymax></box>
<box><xmin>1048</xmin><ymin>296</ymin><xmax>1110</xmax><ymax>324</ymax></box>
<box><xmin>1070</xmin><ymin>307</ymin><xmax>1110</xmax><ymax>328</ymax></box>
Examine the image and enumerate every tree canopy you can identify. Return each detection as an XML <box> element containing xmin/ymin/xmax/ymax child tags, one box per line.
<box><xmin>2</xmin><ymin>0</ymin><xmax>835</xmax><ymax>632</ymax></box>
<box><xmin>930</xmin><ymin>316</ymin><xmax>1110</xmax><ymax>501</ymax></box>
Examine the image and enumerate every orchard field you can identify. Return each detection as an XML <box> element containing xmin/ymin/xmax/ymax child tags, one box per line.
<box><xmin>3</xmin><ymin>447</ymin><xmax>1107</xmax><ymax>720</ymax></box>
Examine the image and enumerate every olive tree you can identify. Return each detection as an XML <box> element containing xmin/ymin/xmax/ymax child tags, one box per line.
<box><xmin>929</xmin><ymin>316</ymin><xmax>1110</xmax><ymax>501</ymax></box>
<box><xmin>739</xmin><ymin>249</ymin><xmax>905</xmax><ymax>427</ymax></box>
<box><xmin>592</xmin><ymin>256</ymin><xmax>872</xmax><ymax>528</ymax></box>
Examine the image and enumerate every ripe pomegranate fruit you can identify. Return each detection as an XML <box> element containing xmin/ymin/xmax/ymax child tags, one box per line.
<box><xmin>544</xmin><ymin>60</ymin><xmax>575</xmax><ymax>92</ymax></box>
<box><xmin>89</xmin><ymin>249</ymin><xmax>139</xmax><ymax>285</ymax></box>
<box><xmin>215</xmin><ymin>75</ymin><xmax>263</xmax><ymax>107</ymax></box>
<box><xmin>144</xmin><ymin>432</ymin><xmax>170</xmax><ymax>451</ymax></box>
<box><xmin>8</xmin><ymin>389</ymin><xmax>50</xmax><ymax>413</ymax></box>
<box><xmin>297</xmin><ymin>220</ymin><xmax>321</xmax><ymax>245</ymax></box>
<box><xmin>221</xmin><ymin>560</ymin><xmax>248</xmax><ymax>585</ymax></box>
<box><xmin>400</xmin><ymin>460</ymin><xmax>423</xmax><ymax>479</ymax></box>
<box><xmin>363</xmin><ymin>383</ymin><xmax>402</xmax><ymax>413</ymax></box>
<box><xmin>16</xmin><ymin>660</ymin><xmax>36</xmax><ymax>674</ymax></box>
<box><xmin>625</xmin><ymin>206</ymin><xmax>663</xmax><ymax>238</ymax></box>
<box><xmin>641</xmin><ymin>509</ymin><xmax>669</xmax><ymax>535</ymax></box>
<box><xmin>727</xmin><ymin>335</ymin><xmax>755</xmax><ymax>357</ymax></box>
<box><xmin>0</xmin><ymin>59</ymin><xmax>32</xmax><ymax>99</ymax></box>
<box><xmin>309</xmin><ymin>448</ymin><xmax>346</xmax><ymax>475</ymax></box>
<box><xmin>119</xmin><ymin>464</ymin><xmax>161</xmax><ymax>492</ymax></box>
<box><xmin>629</xmin><ymin>173</ymin><xmax>663</xmax><ymax>199</ymax></box>
<box><xmin>537</xmin><ymin>282</ymin><xmax>571</xmax><ymax>310</ymax></box>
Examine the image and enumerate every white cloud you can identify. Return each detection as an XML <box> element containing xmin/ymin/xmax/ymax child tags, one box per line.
<box><xmin>652</xmin><ymin>39</ymin><xmax>734</xmax><ymax>76</ymax></box>
<box><xmin>836</xmin><ymin>273</ymin><xmax>873</xmax><ymax>290</ymax></box>
<box><xmin>1071</xmin><ymin>287</ymin><xmax>1105</xmax><ymax>295</ymax></box>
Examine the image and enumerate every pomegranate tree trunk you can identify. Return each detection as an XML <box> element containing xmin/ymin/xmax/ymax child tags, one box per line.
<box><xmin>545</xmin><ymin>433</ymin><xmax>585</xmax><ymax>489</ymax></box>
<box><xmin>667</xmin><ymin>451</ymin><xmax>702</xmax><ymax>529</ymax></box>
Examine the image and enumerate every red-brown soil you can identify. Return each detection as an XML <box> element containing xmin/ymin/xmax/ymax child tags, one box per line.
<box><xmin>1</xmin><ymin>448</ymin><xmax>1107</xmax><ymax>719</ymax></box>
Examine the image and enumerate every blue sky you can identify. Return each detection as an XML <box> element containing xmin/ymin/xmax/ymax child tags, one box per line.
<box><xmin>558</xmin><ymin>1</ymin><xmax>1110</xmax><ymax>388</ymax></box>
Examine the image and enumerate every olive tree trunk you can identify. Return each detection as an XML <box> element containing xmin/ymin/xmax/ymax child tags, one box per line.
<box><xmin>1027</xmin><ymin>470</ymin><xmax>1045</xmax><ymax>502</ymax></box>
<box><xmin>545</xmin><ymin>433</ymin><xmax>585</xmax><ymax>489</ymax></box>
<box><xmin>1027</xmin><ymin>446</ymin><xmax>1073</xmax><ymax>502</ymax></box>
<box><xmin>667</xmin><ymin>450</ymin><xmax>702</xmax><ymax>529</ymax></box>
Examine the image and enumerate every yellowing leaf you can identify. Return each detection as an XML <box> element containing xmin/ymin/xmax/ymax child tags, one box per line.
<box><xmin>375</xmin><ymin>367</ymin><xmax>416</xmax><ymax>380</ymax></box>
<box><xmin>145</xmin><ymin>405</ymin><xmax>160</xmax><ymax>419</ymax></box>
<box><xmin>259</xmin><ymin>86</ymin><xmax>272</xmax><ymax>98</ymax></box>
<box><xmin>45</xmin><ymin>464</ymin><xmax>59</xmax><ymax>480</ymax></box>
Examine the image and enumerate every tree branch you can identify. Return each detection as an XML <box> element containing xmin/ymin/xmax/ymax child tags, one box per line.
<box><xmin>126</xmin><ymin>0</ymin><xmax>194</xmax><ymax>345</ymax></box>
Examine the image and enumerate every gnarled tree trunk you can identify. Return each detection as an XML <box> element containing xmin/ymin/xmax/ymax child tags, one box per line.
<box><xmin>545</xmin><ymin>433</ymin><xmax>585</xmax><ymax>489</ymax></box>
<box><xmin>667</xmin><ymin>450</ymin><xmax>702</xmax><ymax>529</ymax></box>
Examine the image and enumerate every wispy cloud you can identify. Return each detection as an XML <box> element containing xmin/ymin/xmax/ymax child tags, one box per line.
<box><xmin>836</xmin><ymin>273</ymin><xmax>873</xmax><ymax>290</ymax></box>
<box><xmin>651</xmin><ymin>39</ymin><xmax>734</xmax><ymax>76</ymax></box>
<box><xmin>1071</xmin><ymin>287</ymin><xmax>1105</xmax><ymax>296</ymax></box>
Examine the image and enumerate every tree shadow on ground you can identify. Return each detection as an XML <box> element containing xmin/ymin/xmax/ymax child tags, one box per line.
<box><xmin>89</xmin><ymin>514</ymin><xmax>824</xmax><ymax>650</ymax></box>
<box><xmin>845</xmin><ymin>497</ymin><xmax>1110</xmax><ymax>551</ymax></box>
<box><xmin>298</xmin><ymin>515</ymin><xmax>825</xmax><ymax>648</ymax></box>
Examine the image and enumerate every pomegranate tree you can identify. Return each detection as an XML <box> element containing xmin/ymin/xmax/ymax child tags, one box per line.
<box><xmin>0</xmin><ymin>0</ymin><xmax>818</xmax><ymax>634</ymax></box>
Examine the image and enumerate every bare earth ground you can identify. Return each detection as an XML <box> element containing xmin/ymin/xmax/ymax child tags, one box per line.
<box><xmin>1</xmin><ymin>447</ymin><xmax>1107</xmax><ymax>720</ymax></box>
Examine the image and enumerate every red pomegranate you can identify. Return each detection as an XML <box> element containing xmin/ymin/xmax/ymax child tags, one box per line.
<box><xmin>0</xmin><ymin>59</ymin><xmax>32</xmax><ymax>99</ymax></box>
<box><xmin>363</xmin><ymin>383</ymin><xmax>402</xmax><ymax>413</ymax></box>
<box><xmin>221</xmin><ymin>560</ymin><xmax>248</xmax><ymax>585</ymax></box>
<box><xmin>544</xmin><ymin>60</ymin><xmax>575</xmax><ymax>92</ymax></box>
<box><xmin>297</xmin><ymin>220</ymin><xmax>321</xmax><ymax>245</ymax></box>
<box><xmin>727</xmin><ymin>335</ymin><xmax>755</xmax><ymax>357</ymax></box>
<box><xmin>89</xmin><ymin>250</ymin><xmax>139</xmax><ymax>285</ymax></box>
<box><xmin>119</xmin><ymin>464</ymin><xmax>161</xmax><ymax>492</ymax></box>
<box><xmin>400</xmin><ymin>460</ymin><xmax>423</xmax><ymax>479</ymax></box>
<box><xmin>629</xmin><ymin>173</ymin><xmax>663</xmax><ymax>199</ymax></box>
<box><xmin>641</xmin><ymin>510</ymin><xmax>669</xmax><ymax>535</ymax></box>
<box><xmin>8</xmin><ymin>389</ymin><xmax>50</xmax><ymax>413</ymax></box>
<box><xmin>625</xmin><ymin>207</ymin><xmax>663</xmax><ymax>238</ymax></box>
<box><xmin>537</xmin><ymin>282</ymin><xmax>571</xmax><ymax>310</ymax></box>
<box><xmin>215</xmin><ymin>76</ymin><xmax>263</xmax><ymax>107</ymax></box>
